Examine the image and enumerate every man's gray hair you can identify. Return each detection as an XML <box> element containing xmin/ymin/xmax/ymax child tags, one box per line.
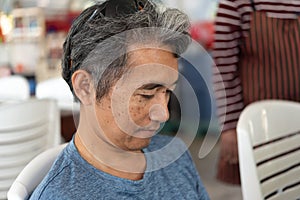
<box><xmin>62</xmin><ymin>0</ymin><xmax>191</xmax><ymax>101</ymax></box>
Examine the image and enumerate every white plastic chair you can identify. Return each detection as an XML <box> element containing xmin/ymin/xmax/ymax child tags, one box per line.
<box><xmin>0</xmin><ymin>75</ymin><xmax>30</xmax><ymax>102</ymax></box>
<box><xmin>237</xmin><ymin>100</ymin><xmax>300</xmax><ymax>200</ymax></box>
<box><xmin>7</xmin><ymin>143</ymin><xmax>68</xmax><ymax>200</ymax></box>
<box><xmin>0</xmin><ymin>99</ymin><xmax>61</xmax><ymax>199</ymax></box>
<box><xmin>35</xmin><ymin>77</ymin><xmax>80</xmax><ymax>113</ymax></box>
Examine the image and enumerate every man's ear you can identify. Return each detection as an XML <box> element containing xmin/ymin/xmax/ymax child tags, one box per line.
<box><xmin>71</xmin><ymin>70</ymin><xmax>94</xmax><ymax>105</ymax></box>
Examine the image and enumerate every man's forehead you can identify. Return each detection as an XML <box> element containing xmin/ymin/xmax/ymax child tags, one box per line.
<box><xmin>111</xmin><ymin>44</ymin><xmax>179</xmax><ymax>91</ymax></box>
<box><xmin>126</xmin><ymin>44</ymin><xmax>175</xmax><ymax>61</ymax></box>
<box><xmin>110</xmin><ymin>64</ymin><xmax>178</xmax><ymax>96</ymax></box>
<box><xmin>125</xmin><ymin>48</ymin><xmax>178</xmax><ymax>70</ymax></box>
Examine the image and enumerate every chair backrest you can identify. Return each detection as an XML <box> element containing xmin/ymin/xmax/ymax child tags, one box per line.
<box><xmin>0</xmin><ymin>99</ymin><xmax>61</xmax><ymax>199</ymax></box>
<box><xmin>35</xmin><ymin>77</ymin><xmax>79</xmax><ymax>112</ymax></box>
<box><xmin>7</xmin><ymin>143</ymin><xmax>68</xmax><ymax>200</ymax></box>
<box><xmin>237</xmin><ymin>100</ymin><xmax>300</xmax><ymax>200</ymax></box>
<box><xmin>0</xmin><ymin>75</ymin><xmax>30</xmax><ymax>102</ymax></box>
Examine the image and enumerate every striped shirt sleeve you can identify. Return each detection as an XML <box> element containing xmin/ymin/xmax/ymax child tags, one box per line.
<box><xmin>212</xmin><ymin>0</ymin><xmax>244</xmax><ymax>132</ymax></box>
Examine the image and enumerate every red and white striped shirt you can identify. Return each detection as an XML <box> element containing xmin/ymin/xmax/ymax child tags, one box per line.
<box><xmin>212</xmin><ymin>0</ymin><xmax>300</xmax><ymax>132</ymax></box>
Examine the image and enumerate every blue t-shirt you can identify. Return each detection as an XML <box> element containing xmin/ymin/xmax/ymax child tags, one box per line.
<box><xmin>29</xmin><ymin>135</ymin><xmax>210</xmax><ymax>200</ymax></box>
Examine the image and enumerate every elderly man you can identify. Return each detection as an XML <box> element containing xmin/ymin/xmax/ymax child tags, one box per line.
<box><xmin>29</xmin><ymin>0</ymin><xmax>210</xmax><ymax>199</ymax></box>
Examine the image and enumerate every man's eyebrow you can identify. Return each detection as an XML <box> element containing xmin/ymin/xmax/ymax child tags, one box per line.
<box><xmin>139</xmin><ymin>83</ymin><xmax>162</xmax><ymax>90</ymax></box>
<box><xmin>138</xmin><ymin>80</ymin><xmax>178</xmax><ymax>90</ymax></box>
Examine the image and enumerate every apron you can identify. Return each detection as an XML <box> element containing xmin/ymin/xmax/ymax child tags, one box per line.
<box><xmin>239</xmin><ymin>0</ymin><xmax>300</xmax><ymax>106</ymax></box>
<box><xmin>217</xmin><ymin>0</ymin><xmax>300</xmax><ymax>185</ymax></box>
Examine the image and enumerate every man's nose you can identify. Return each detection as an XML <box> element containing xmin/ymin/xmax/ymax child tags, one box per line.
<box><xmin>149</xmin><ymin>98</ymin><xmax>170</xmax><ymax>123</ymax></box>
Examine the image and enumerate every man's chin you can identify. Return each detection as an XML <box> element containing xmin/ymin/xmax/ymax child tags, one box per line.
<box><xmin>126</xmin><ymin>137</ymin><xmax>152</xmax><ymax>152</ymax></box>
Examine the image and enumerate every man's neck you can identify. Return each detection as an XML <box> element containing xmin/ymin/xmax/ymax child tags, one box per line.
<box><xmin>74</xmin><ymin>133</ymin><xmax>146</xmax><ymax>181</ymax></box>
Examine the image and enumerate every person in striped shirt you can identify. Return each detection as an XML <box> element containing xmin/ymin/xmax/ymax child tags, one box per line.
<box><xmin>212</xmin><ymin>0</ymin><xmax>300</xmax><ymax>184</ymax></box>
